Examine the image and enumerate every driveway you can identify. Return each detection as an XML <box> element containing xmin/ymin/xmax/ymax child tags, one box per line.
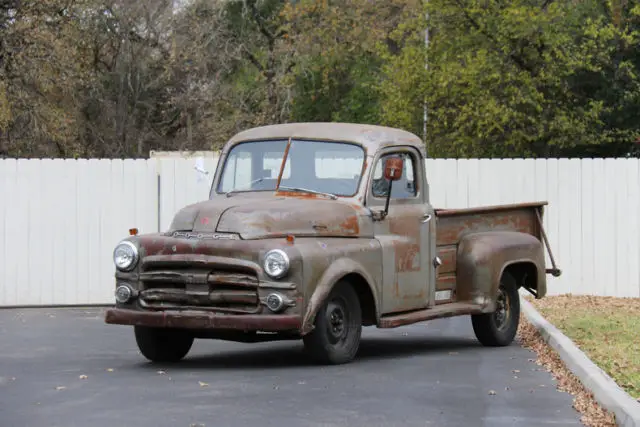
<box><xmin>0</xmin><ymin>308</ymin><xmax>583</xmax><ymax>427</ymax></box>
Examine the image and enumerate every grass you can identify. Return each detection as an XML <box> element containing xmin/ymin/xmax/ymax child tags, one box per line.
<box><xmin>528</xmin><ymin>294</ymin><xmax>640</xmax><ymax>400</ymax></box>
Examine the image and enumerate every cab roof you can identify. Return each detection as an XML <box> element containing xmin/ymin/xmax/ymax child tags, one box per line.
<box><xmin>225</xmin><ymin>122</ymin><xmax>425</xmax><ymax>156</ymax></box>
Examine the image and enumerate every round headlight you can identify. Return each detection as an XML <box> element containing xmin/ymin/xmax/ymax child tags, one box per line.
<box><xmin>113</xmin><ymin>241</ymin><xmax>139</xmax><ymax>271</ymax></box>
<box><xmin>263</xmin><ymin>249</ymin><xmax>290</xmax><ymax>279</ymax></box>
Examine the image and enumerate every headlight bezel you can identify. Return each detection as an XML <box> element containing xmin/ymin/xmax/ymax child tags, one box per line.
<box><xmin>262</xmin><ymin>249</ymin><xmax>290</xmax><ymax>279</ymax></box>
<box><xmin>113</xmin><ymin>240</ymin><xmax>139</xmax><ymax>272</ymax></box>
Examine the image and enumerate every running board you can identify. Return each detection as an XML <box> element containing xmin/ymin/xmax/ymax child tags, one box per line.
<box><xmin>378</xmin><ymin>302</ymin><xmax>485</xmax><ymax>328</ymax></box>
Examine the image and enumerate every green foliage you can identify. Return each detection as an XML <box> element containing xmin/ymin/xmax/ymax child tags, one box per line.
<box><xmin>1</xmin><ymin>0</ymin><xmax>639</xmax><ymax>158</ymax></box>
<box><xmin>421</xmin><ymin>0</ymin><xmax>640</xmax><ymax>157</ymax></box>
<box><xmin>376</xmin><ymin>8</ymin><xmax>428</xmax><ymax>138</ymax></box>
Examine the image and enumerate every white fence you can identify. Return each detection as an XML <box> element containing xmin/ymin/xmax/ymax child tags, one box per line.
<box><xmin>1</xmin><ymin>156</ymin><xmax>639</xmax><ymax>306</ymax></box>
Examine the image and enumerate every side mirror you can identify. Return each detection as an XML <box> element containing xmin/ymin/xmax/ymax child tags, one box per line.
<box><xmin>379</xmin><ymin>156</ymin><xmax>404</xmax><ymax>220</ymax></box>
<box><xmin>384</xmin><ymin>157</ymin><xmax>404</xmax><ymax>181</ymax></box>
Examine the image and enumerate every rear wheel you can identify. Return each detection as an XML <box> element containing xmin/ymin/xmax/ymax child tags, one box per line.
<box><xmin>303</xmin><ymin>280</ymin><xmax>362</xmax><ymax>365</ymax></box>
<box><xmin>134</xmin><ymin>326</ymin><xmax>194</xmax><ymax>363</ymax></box>
<box><xmin>471</xmin><ymin>271</ymin><xmax>520</xmax><ymax>347</ymax></box>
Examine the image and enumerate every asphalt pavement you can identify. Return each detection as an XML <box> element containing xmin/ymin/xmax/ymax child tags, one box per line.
<box><xmin>0</xmin><ymin>307</ymin><xmax>584</xmax><ymax>427</ymax></box>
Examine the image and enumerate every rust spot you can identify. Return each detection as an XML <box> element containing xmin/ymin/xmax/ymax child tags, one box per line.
<box><xmin>435</xmin><ymin>209</ymin><xmax>538</xmax><ymax>247</ymax></box>
<box><xmin>401</xmin><ymin>288</ymin><xmax>425</xmax><ymax>300</ymax></box>
<box><xmin>437</xmin><ymin>245</ymin><xmax>457</xmax><ymax>275</ymax></box>
<box><xmin>379</xmin><ymin>303</ymin><xmax>483</xmax><ymax>328</ymax></box>
<box><xmin>105</xmin><ymin>308</ymin><xmax>302</xmax><ymax>332</ymax></box>
<box><xmin>436</xmin><ymin>274</ymin><xmax>456</xmax><ymax>291</ymax></box>
<box><xmin>274</xmin><ymin>191</ymin><xmax>322</xmax><ymax>199</ymax></box>
<box><xmin>339</xmin><ymin>215</ymin><xmax>360</xmax><ymax>234</ymax></box>
<box><xmin>389</xmin><ymin>216</ymin><xmax>421</xmax><ymax>273</ymax></box>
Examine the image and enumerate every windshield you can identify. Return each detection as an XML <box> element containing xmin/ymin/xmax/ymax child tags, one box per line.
<box><xmin>216</xmin><ymin>139</ymin><xmax>366</xmax><ymax>197</ymax></box>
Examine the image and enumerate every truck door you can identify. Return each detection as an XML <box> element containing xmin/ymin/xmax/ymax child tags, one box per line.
<box><xmin>367</xmin><ymin>147</ymin><xmax>434</xmax><ymax>315</ymax></box>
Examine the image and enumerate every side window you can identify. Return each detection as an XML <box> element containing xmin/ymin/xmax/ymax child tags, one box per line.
<box><xmin>371</xmin><ymin>152</ymin><xmax>417</xmax><ymax>199</ymax></box>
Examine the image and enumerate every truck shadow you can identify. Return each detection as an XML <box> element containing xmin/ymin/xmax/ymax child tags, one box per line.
<box><xmin>153</xmin><ymin>335</ymin><xmax>483</xmax><ymax>371</ymax></box>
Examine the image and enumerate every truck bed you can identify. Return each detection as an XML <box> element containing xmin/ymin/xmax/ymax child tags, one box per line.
<box><xmin>433</xmin><ymin>201</ymin><xmax>547</xmax><ymax>305</ymax></box>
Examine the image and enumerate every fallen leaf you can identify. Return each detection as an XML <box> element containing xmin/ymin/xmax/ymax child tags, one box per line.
<box><xmin>106</xmin><ymin>368</ymin><xmax>114</xmax><ymax>372</ymax></box>
<box><xmin>79</xmin><ymin>375</ymin><xmax>88</xmax><ymax>379</ymax></box>
<box><xmin>198</xmin><ymin>381</ymin><xmax>209</xmax><ymax>387</ymax></box>
<box><xmin>518</xmin><ymin>313</ymin><xmax>616</xmax><ymax>427</ymax></box>
<box><xmin>512</xmin><ymin>369</ymin><xmax>520</xmax><ymax>373</ymax></box>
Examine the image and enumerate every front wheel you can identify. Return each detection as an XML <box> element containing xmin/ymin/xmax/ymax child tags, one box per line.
<box><xmin>471</xmin><ymin>271</ymin><xmax>520</xmax><ymax>347</ymax></box>
<box><xmin>134</xmin><ymin>326</ymin><xmax>194</xmax><ymax>363</ymax></box>
<box><xmin>303</xmin><ymin>281</ymin><xmax>362</xmax><ymax>365</ymax></box>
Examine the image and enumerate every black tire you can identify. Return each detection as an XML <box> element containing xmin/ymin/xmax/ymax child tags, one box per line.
<box><xmin>303</xmin><ymin>280</ymin><xmax>362</xmax><ymax>365</ymax></box>
<box><xmin>134</xmin><ymin>326</ymin><xmax>194</xmax><ymax>363</ymax></box>
<box><xmin>471</xmin><ymin>271</ymin><xmax>520</xmax><ymax>347</ymax></box>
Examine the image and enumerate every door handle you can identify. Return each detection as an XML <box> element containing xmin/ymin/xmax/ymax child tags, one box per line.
<box><xmin>421</xmin><ymin>214</ymin><xmax>432</xmax><ymax>223</ymax></box>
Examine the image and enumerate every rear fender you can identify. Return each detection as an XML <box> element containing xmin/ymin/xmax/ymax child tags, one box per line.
<box><xmin>455</xmin><ymin>231</ymin><xmax>546</xmax><ymax>312</ymax></box>
<box><xmin>301</xmin><ymin>257</ymin><xmax>379</xmax><ymax>335</ymax></box>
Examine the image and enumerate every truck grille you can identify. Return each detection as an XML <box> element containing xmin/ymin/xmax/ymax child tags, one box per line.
<box><xmin>138</xmin><ymin>265</ymin><xmax>260</xmax><ymax>313</ymax></box>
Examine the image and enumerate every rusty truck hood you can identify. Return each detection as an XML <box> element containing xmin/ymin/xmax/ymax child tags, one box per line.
<box><xmin>169</xmin><ymin>196</ymin><xmax>373</xmax><ymax>240</ymax></box>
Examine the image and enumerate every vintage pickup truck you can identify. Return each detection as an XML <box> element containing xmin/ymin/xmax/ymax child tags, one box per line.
<box><xmin>105</xmin><ymin>122</ymin><xmax>561</xmax><ymax>365</ymax></box>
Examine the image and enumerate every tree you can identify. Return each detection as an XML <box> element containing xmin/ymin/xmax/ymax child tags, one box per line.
<box><xmin>0</xmin><ymin>0</ymin><xmax>92</xmax><ymax>157</ymax></box>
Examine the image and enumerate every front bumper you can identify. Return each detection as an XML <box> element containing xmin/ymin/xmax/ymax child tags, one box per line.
<box><xmin>105</xmin><ymin>308</ymin><xmax>302</xmax><ymax>332</ymax></box>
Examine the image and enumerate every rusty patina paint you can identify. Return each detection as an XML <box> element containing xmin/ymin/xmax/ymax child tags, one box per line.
<box><xmin>215</xmin><ymin>198</ymin><xmax>373</xmax><ymax>239</ymax></box>
<box><xmin>389</xmin><ymin>217</ymin><xmax>421</xmax><ymax>273</ymax></box>
<box><xmin>434</xmin><ymin>203</ymin><xmax>547</xmax><ymax>306</ymax></box>
<box><xmin>436</xmin><ymin>245</ymin><xmax>456</xmax><ymax>275</ymax></box>
<box><xmin>435</xmin><ymin>208</ymin><xmax>539</xmax><ymax>247</ymax></box>
<box><xmin>339</xmin><ymin>215</ymin><xmax>360</xmax><ymax>235</ymax></box>
<box><xmin>105</xmin><ymin>123</ymin><xmax>557</xmax><ymax>347</ymax></box>
<box><xmin>225</xmin><ymin>122</ymin><xmax>426</xmax><ymax>159</ymax></box>
<box><xmin>455</xmin><ymin>230</ymin><xmax>547</xmax><ymax>304</ymax></box>
<box><xmin>378</xmin><ymin>302</ymin><xmax>484</xmax><ymax>328</ymax></box>
<box><xmin>436</xmin><ymin>203</ymin><xmax>546</xmax><ymax>308</ymax></box>
<box><xmin>105</xmin><ymin>308</ymin><xmax>302</xmax><ymax>331</ymax></box>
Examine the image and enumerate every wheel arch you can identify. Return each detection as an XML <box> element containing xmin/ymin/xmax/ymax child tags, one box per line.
<box><xmin>301</xmin><ymin>258</ymin><xmax>379</xmax><ymax>335</ymax></box>
<box><xmin>501</xmin><ymin>260</ymin><xmax>543</xmax><ymax>298</ymax></box>
<box><xmin>456</xmin><ymin>231</ymin><xmax>547</xmax><ymax>310</ymax></box>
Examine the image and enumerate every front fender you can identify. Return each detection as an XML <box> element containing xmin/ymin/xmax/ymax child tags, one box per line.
<box><xmin>301</xmin><ymin>257</ymin><xmax>379</xmax><ymax>335</ymax></box>
<box><xmin>455</xmin><ymin>231</ymin><xmax>546</xmax><ymax>311</ymax></box>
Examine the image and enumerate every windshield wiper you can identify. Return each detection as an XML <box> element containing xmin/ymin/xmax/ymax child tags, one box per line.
<box><xmin>277</xmin><ymin>185</ymin><xmax>338</xmax><ymax>200</ymax></box>
<box><xmin>225</xmin><ymin>177</ymin><xmax>265</xmax><ymax>197</ymax></box>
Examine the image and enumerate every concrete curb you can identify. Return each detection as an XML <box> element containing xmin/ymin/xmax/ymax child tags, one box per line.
<box><xmin>520</xmin><ymin>297</ymin><xmax>640</xmax><ymax>427</ymax></box>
